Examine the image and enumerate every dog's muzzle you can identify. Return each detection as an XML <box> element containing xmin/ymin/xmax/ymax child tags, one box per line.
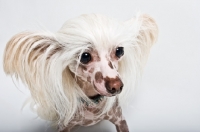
<box><xmin>105</xmin><ymin>77</ymin><xmax>123</xmax><ymax>95</ymax></box>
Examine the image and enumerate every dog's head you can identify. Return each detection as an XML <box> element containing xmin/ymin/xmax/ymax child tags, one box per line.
<box><xmin>4</xmin><ymin>13</ymin><xmax>158</xmax><ymax>126</ymax></box>
<box><xmin>55</xmin><ymin>14</ymin><xmax>158</xmax><ymax>98</ymax></box>
<box><xmin>70</xmin><ymin>47</ymin><xmax>124</xmax><ymax>97</ymax></box>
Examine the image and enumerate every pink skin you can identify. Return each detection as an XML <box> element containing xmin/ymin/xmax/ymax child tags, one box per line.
<box><xmin>77</xmin><ymin>49</ymin><xmax>123</xmax><ymax>96</ymax></box>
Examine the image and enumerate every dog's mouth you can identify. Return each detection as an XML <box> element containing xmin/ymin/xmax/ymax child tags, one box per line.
<box><xmin>89</xmin><ymin>94</ymin><xmax>104</xmax><ymax>104</ymax></box>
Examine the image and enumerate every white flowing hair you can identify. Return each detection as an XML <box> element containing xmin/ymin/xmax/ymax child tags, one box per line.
<box><xmin>3</xmin><ymin>13</ymin><xmax>158</xmax><ymax>129</ymax></box>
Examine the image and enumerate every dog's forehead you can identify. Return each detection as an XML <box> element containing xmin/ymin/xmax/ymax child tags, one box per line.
<box><xmin>84</xmin><ymin>45</ymin><xmax>120</xmax><ymax>68</ymax></box>
<box><xmin>90</xmin><ymin>46</ymin><xmax>119</xmax><ymax>61</ymax></box>
<box><xmin>89</xmin><ymin>48</ymin><xmax>111</xmax><ymax>60</ymax></box>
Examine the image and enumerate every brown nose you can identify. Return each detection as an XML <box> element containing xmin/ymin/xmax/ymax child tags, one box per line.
<box><xmin>105</xmin><ymin>77</ymin><xmax>123</xmax><ymax>95</ymax></box>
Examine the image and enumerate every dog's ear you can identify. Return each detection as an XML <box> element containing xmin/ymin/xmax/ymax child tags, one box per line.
<box><xmin>4</xmin><ymin>32</ymin><xmax>63</xmax><ymax>80</ymax></box>
<box><xmin>3</xmin><ymin>31</ymin><xmax>85</xmax><ymax>125</ymax></box>
<box><xmin>136</xmin><ymin>14</ymin><xmax>158</xmax><ymax>48</ymax></box>
<box><xmin>125</xmin><ymin>13</ymin><xmax>158</xmax><ymax>66</ymax></box>
<box><xmin>125</xmin><ymin>14</ymin><xmax>158</xmax><ymax>65</ymax></box>
<box><xmin>118</xmin><ymin>14</ymin><xmax>158</xmax><ymax>104</ymax></box>
<box><xmin>4</xmin><ymin>32</ymin><xmax>67</xmax><ymax>120</ymax></box>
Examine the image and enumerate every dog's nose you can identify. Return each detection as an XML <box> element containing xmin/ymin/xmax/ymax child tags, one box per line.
<box><xmin>105</xmin><ymin>77</ymin><xmax>123</xmax><ymax>95</ymax></box>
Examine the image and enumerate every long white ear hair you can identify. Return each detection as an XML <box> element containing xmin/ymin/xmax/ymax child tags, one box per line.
<box><xmin>3</xmin><ymin>31</ymin><xmax>88</xmax><ymax>128</ymax></box>
<box><xmin>118</xmin><ymin>13</ymin><xmax>158</xmax><ymax>104</ymax></box>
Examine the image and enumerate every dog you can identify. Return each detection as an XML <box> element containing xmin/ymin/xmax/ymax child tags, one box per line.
<box><xmin>3</xmin><ymin>13</ymin><xmax>158</xmax><ymax>132</ymax></box>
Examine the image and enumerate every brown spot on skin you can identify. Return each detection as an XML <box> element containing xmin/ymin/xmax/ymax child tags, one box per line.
<box><xmin>104</xmin><ymin>115</ymin><xmax>110</xmax><ymax>120</ymax></box>
<box><xmin>88</xmin><ymin>49</ymin><xmax>101</xmax><ymax>62</ymax></box>
<box><xmin>116</xmin><ymin>126</ymin><xmax>120</xmax><ymax>132</ymax></box>
<box><xmin>75</xmin><ymin>77</ymin><xmax>98</xmax><ymax>97</ymax></box>
<box><xmin>80</xmin><ymin>65</ymin><xmax>87</xmax><ymax>71</ymax></box>
<box><xmin>93</xmin><ymin>108</ymin><xmax>101</xmax><ymax>114</ymax></box>
<box><xmin>93</xmin><ymin>55</ymin><xmax>101</xmax><ymax>61</ymax></box>
<box><xmin>87</xmin><ymin>76</ymin><xmax>91</xmax><ymax>82</ymax></box>
<box><xmin>83</xmin><ymin>119</ymin><xmax>93</xmax><ymax>125</ymax></box>
<box><xmin>118</xmin><ymin>120</ymin><xmax>129</xmax><ymax>132</ymax></box>
<box><xmin>110</xmin><ymin>117</ymin><xmax>118</xmax><ymax>123</ymax></box>
<box><xmin>97</xmin><ymin>56</ymin><xmax>101</xmax><ymax>61</ymax></box>
<box><xmin>107</xmin><ymin>109</ymin><xmax>113</xmax><ymax>116</ymax></box>
<box><xmin>108</xmin><ymin>61</ymin><xmax>114</xmax><ymax>69</ymax></box>
<box><xmin>87</xmin><ymin>107</ymin><xmax>101</xmax><ymax>114</ymax></box>
<box><xmin>95</xmin><ymin>72</ymin><xmax>103</xmax><ymax>83</ymax></box>
<box><xmin>88</xmin><ymin>68</ymin><xmax>94</xmax><ymax>73</ymax></box>
<box><xmin>115</xmin><ymin>106</ymin><xmax>122</xmax><ymax>117</ymax></box>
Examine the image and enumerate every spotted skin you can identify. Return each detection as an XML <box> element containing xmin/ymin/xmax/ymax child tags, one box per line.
<box><xmin>60</xmin><ymin>98</ymin><xmax>129</xmax><ymax>132</ymax></box>
<box><xmin>64</xmin><ymin>48</ymin><xmax>127</xmax><ymax>131</ymax></box>
<box><xmin>73</xmin><ymin>48</ymin><xmax>124</xmax><ymax>97</ymax></box>
<box><xmin>95</xmin><ymin>72</ymin><xmax>103</xmax><ymax>83</ymax></box>
<box><xmin>108</xmin><ymin>61</ymin><xmax>114</xmax><ymax>69</ymax></box>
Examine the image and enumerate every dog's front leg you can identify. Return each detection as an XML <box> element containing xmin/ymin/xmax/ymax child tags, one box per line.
<box><xmin>59</xmin><ymin>124</ymin><xmax>74</xmax><ymax>132</ymax></box>
<box><xmin>60</xmin><ymin>128</ymin><xmax>70</xmax><ymax>132</ymax></box>
<box><xmin>109</xmin><ymin>116</ymin><xmax>129</xmax><ymax>132</ymax></box>
<box><xmin>113</xmin><ymin>119</ymin><xmax>129</xmax><ymax>132</ymax></box>
<box><xmin>106</xmin><ymin>106</ymin><xmax>129</xmax><ymax>132</ymax></box>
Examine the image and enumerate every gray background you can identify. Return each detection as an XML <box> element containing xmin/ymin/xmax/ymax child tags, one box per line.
<box><xmin>0</xmin><ymin>0</ymin><xmax>200</xmax><ymax>132</ymax></box>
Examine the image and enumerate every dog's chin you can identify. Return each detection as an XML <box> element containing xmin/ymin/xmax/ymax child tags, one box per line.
<box><xmin>94</xmin><ymin>90</ymin><xmax>113</xmax><ymax>97</ymax></box>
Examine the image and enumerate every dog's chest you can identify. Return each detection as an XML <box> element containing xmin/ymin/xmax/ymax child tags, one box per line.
<box><xmin>81</xmin><ymin>107</ymin><xmax>104</xmax><ymax>126</ymax></box>
<box><xmin>69</xmin><ymin>102</ymin><xmax>111</xmax><ymax>127</ymax></box>
<box><xmin>69</xmin><ymin>101</ymin><xmax>121</xmax><ymax>127</ymax></box>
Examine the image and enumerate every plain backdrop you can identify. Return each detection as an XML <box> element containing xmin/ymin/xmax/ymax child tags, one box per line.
<box><xmin>0</xmin><ymin>0</ymin><xmax>200</xmax><ymax>132</ymax></box>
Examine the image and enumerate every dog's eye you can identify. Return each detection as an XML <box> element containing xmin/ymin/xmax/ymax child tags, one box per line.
<box><xmin>115</xmin><ymin>47</ymin><xmax>124</xmax><ymax>58</ymax></box>
<box><xmin>80</xmin><ymin>52</ymin><xmax>91</xmax><ymax>64</ymax></box>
